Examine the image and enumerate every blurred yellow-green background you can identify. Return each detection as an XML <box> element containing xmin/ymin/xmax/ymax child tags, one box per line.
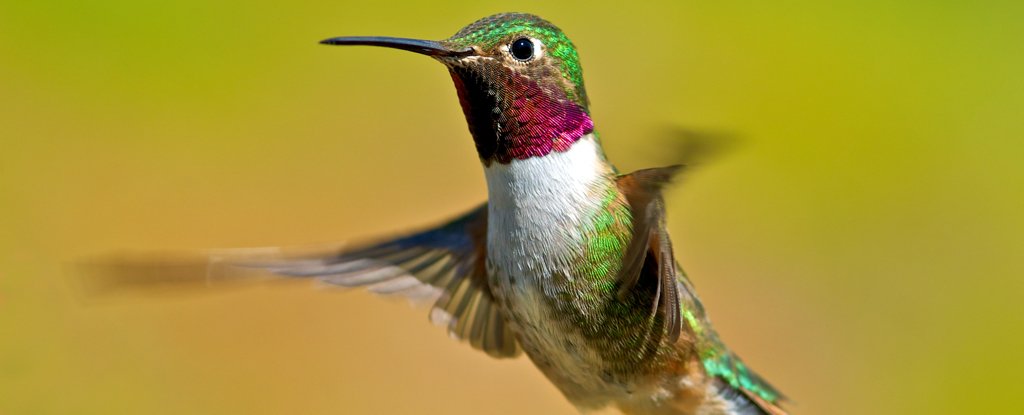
<box><xmin>2</xmin><ymin>1</ymin><xmax>1022</xmax><ymax>414</ymax></box>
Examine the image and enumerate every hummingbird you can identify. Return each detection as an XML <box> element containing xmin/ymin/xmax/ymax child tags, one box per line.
<box><xmin>105</xmin><ymin>12</ymin><xmax>787</xmax><ymax>415</ymax></box>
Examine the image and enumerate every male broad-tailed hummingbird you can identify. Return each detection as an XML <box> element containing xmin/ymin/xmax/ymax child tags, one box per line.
<box><xmin>89</xmin><ymin>12</ymin><xmax>786</xmax><ymax>415</ymax></box>
<box><xmin>288</xmin><ymin>13</ymin><xmax>789</xmax><ymax>415</ymax></box>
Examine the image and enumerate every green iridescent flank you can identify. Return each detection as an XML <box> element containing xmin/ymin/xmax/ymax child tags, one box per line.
<box><xmin>563</xmin><ymin>181</ymin><xmax>676</xmax><ymax>371</ymax></box>
<box><xmin>582</xmin><ymin>184</ymin><xmax>631</xmax><ymax>285</ymax></box>
<box><xmin>446</xmin><ymin>14</ymin><xmax>587</xmax><ymax>105</ymax></box>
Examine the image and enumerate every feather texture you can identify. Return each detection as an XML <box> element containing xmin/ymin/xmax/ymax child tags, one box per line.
<box><xmin>615</xmin><ymin>166</ymin><xmax>685</xmax><ymax>344</ymax></box>
<box><xmin>248</xmin><ymin>205</ymin><xmax>521</xmax><ymax>358</ymax></box>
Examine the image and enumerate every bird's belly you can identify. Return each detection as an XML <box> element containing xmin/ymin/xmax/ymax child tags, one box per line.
<box><xmin>487</xmin><ymin>263</ymin><xmax>631</xmax><ymax>409</ymax></box>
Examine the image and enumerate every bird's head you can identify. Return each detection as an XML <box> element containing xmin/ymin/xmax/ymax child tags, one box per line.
<box><xmin>322</xmin><ymin>13</ymin><xmax>594</xmax><ymax>164</ymax></box>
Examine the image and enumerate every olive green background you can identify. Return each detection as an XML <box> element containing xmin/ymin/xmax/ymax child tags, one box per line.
<box><xmin>2</xmin><ymin>1</ymin><xmax>1022</xmax><ymax>414</ymax></box>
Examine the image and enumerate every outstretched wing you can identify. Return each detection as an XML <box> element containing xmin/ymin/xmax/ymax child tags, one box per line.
<box><xmin>80</xmin><ymin>204</ymin><xmax>520</xmax><ymax>358</ymax></box>
<box><xmin>615</xmin><ymin>167</ymin><xmax>786</xmax><ymax>413</ymax></box>
<box><xmin>252</xmin><ymin>203</ymin><xmax>520</xmax><ymax>358</ymax></box>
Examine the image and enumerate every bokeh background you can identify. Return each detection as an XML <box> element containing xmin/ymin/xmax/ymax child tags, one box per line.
<box><xmin>2</xmin><ymin>1</ymin><xmax>1022</xmax><ymax>414</ymax></box>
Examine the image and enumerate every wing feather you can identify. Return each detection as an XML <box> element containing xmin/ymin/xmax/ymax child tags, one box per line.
<box><xmin>239</xmin><ymin>204</ymin><xmax>520</xmax><ymax>358</ymax></box>
<box><xmin>615</xmin><ymin>166</ymin><xmax>685</xmax><ymax>343</ymax></box>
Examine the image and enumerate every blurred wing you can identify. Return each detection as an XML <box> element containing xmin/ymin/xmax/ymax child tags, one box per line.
<box><xmin>613</xmin><ymin>126</ymin><xmax>742</xmax><ymax>175</ymax></box>
<box><xmin>250</xmin><ymin>203</ymin><xmax>520</xmax><ymax>358</ymax></box>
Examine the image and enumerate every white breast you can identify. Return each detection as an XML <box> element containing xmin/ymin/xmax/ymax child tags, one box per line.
<box><xmin>483</xmin><ymin>134</ymin><xmax>610</xmax><ymax>280</ymax></box>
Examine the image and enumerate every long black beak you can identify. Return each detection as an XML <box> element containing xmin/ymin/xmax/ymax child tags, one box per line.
<box><xmin>319</xmin><ymin>36</ymin><xmax>475</xmax><ymax>57</ymax></box>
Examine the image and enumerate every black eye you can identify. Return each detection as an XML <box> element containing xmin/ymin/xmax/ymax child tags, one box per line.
<box><xmin>510</xmin><ymin>38</ymin><xmax>534</xmax><ymax>61</ymax></box>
